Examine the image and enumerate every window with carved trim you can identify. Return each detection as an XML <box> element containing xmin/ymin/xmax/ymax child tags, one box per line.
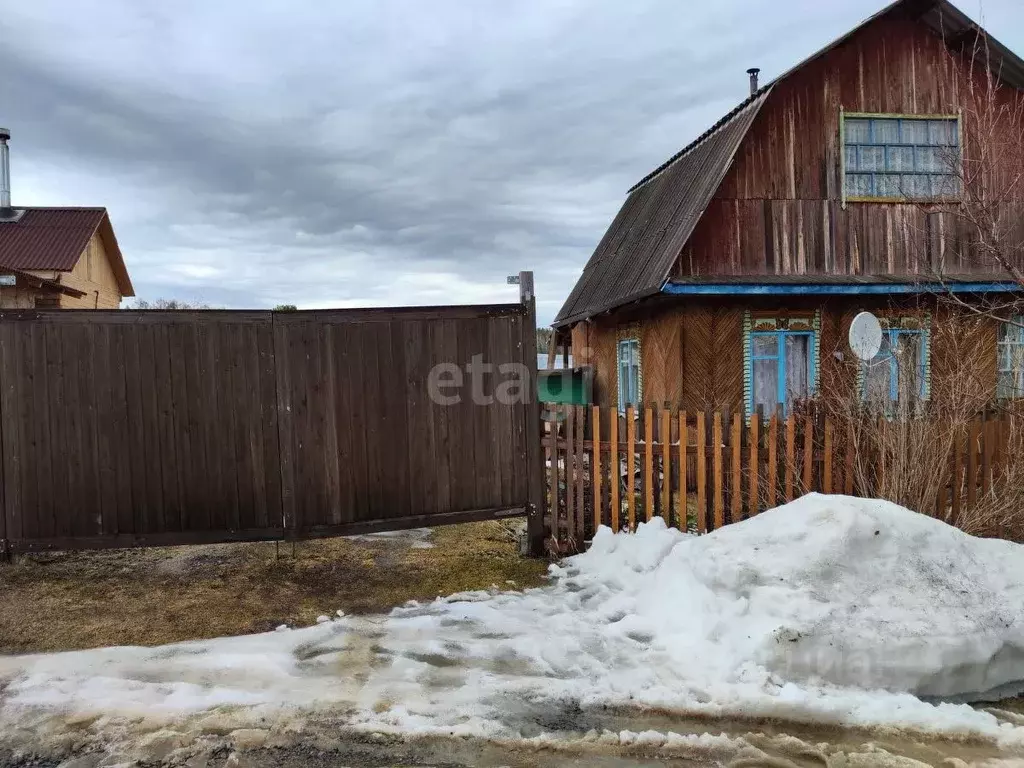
<box><xmin>998</xmin><ymin>318</ymin><xmax>1024</xmax><ymax>399</ymax></box>
<box><xmin>617</xmin><ymin>338</ymin><xmax>640</xmax><ymax>412</ymax></box>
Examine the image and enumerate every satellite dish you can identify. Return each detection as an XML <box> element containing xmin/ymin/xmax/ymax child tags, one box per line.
<box><xmin>849</xmin><ymin>311</ymin><xmax>883</xmax><ymax>361</ymax></box>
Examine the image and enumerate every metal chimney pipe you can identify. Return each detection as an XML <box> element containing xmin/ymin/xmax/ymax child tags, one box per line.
<box><xmin>746</xmin><ymin>67</ymin><xmax>761</xmax><ymax>96</ymax></box>
<box><xmin>0</xmin><ymin>128</ymin><xmax>10</xmax><ymax>212</ymax></box>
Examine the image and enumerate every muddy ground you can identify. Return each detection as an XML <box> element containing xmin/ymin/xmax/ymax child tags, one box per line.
<box><xmin>0</xmin><ymin>521</ymin><xmax>548</xmax><ymax>653</ymax></box>
<box><xmin>3</xmin><ymin>705</ymin><xmax>1022</xmax><ymax>768</ymax></box>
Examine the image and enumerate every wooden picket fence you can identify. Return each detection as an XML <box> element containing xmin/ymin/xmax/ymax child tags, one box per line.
<box><xmin>543</xmin><ymin>404</ymin><xmax>1018</xmax><ymax>550</ymax></box>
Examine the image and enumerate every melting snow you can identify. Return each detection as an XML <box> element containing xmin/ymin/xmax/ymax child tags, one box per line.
<box><xmin>2</xmin><ymin>494</ymin><xmax>1024</xmax><ymax>748</ymax></box>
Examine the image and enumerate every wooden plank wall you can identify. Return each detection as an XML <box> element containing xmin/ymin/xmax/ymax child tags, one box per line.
<box><xmin>0</xmin><ymin>305</ymin><xmax>534</xmax><ymax>552</ymax></box>
<box><xmin>273</xmin><ymin>307</ymin><xmax>530</xmax><ymax>537</ymax></box>
<box><xmin>0</xmin><ymin>312</ymin><xmax>282</xmax><ymax>550</ymax></box>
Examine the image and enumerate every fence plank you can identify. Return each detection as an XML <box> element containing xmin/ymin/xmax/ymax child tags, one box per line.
<box><xmin>644</xmin><ymin>408</ymin><xmax>654</xmax><ymax>522</ymax></box>
<box><xmin>824</xmin><ymin>420</ymin><xmax>833</xmax><ymax>494</ymax></box>
<box><xmin>770</xmin><ymin>411</ymin><xmax>774</xmax><ymax>507</ymax></box>
<box><xmin>593</xmin><ymin>406</ymin><xmax>602</xmax><ymax>532</ymax></box>
<box><xmin>626</xmin><ymin>406</ymin><xmax>636</xmax><ymax>530</ymax></box>
<box><xmin>661</xmin><ymin>409</ymin><xmax>671</xmax><ymax>524</ymax></box>
<box><xmin>844</xmin><ymin>421</ymin><xmax>855</xmax><ymax>496</ymax></box>
<box><xmin>802</xmin><ymin>413</ymin><xmax>813</xmax><ymax>493</ymax></box>
<box><xmin>731</xmin><ymin>412</ymin><xmax>742</xmax><ymax>522</ymax></box>
<box><xmin>784</xmin><ymin>412</ymin><xmax>795</xmax><ymax>502</ymax></box>
<box><xmin>981</xmin><ymin>412</ymin><xmax>993</xmax><ymax>499</ymax></box>
<box><xmin>951</xmin><ymin>425</ymin><xmax>964</xmax><ymax>524</ymax></box>
<box><xmin>749</xmin><ymin>415</ymin><xmax>760</xmax><ymax>515</ymax></box>
<box><xmin>610</xmin><ymin>412</ymin><xmax>620</xmax><ymax>533</ymax></box>
<box><xmin>967</xmin><ymin>418</ymin><xmax>979</xmax><ymax>512</ymax></box>
<box><xmin>696</xmin><ymin>411</ymin><xmax>707</xmax><ymax>533</ymax></box>
<box><xmin>713</xmin><ymin>411</ymin><xmax>724</xmax><ymax>530</ymax></box>
<box><xmin>678</xmin><ymin>411</ymin><xmax>687</xmax><ymax>531</ymax></box>
<box><xmin>574</xmin><ymin>405</ymin><xmax>585</xmax><ymax>543</ymax></box>
<box><xmin>565</xmin><ymin>405</ymin><xmax>576</xmax><ymax>542</ymax></box>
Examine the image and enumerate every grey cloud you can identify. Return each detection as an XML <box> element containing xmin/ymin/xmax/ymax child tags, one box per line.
<box><xmin>2</xmin><ymin>0</ymin><xmax>1023</xmax><ymax>321</ymax></box>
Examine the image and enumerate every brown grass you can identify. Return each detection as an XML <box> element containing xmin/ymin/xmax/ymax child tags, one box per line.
<box><xmin>0</xmin><ymin>521</ymin><xmax>549</xmax><ymax>655</ymax></box>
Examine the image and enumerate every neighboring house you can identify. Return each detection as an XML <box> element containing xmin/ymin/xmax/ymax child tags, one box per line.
<box><xmin>0</xmin><ymin>129</ymin><xmax>133</xmax><ymax>309</ymax></box>
<box><xmin>554</xmin><ymin>0</ymin><xmax>1024</xmax><ymax>416</ymax></box>
<box><xmin>0</xmin><ymin>208</ymin><xmax>134</xmax><ymax>309</ymax></box>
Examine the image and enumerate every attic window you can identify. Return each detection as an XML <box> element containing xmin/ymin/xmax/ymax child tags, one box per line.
<box><xmin>842</xmin><ymin>114</ymin><xmax>960</xmax><ymax>202</ymax></box>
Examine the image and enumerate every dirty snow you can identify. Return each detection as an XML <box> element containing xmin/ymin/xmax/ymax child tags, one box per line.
<box><xmin>349</xmin><ymin>527</ymin><xmax>435</xmax><ymax>548</ymax></box>
<box><xmin>2</xmin><ymin>494</ymin><xmax>1024</xmax><ymax>751</ymax></box>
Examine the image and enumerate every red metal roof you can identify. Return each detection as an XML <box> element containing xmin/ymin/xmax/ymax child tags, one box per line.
<box><xmin>0</xmin><ymin>207</ymin><xmax>106</xmax><ymax>271</ymax></box>
<box><xmin>0</xmin><ymin>207</ymin><xmax>134</xmax><ymax>296</ymax></box>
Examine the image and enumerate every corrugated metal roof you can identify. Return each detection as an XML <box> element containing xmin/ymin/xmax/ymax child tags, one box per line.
<box><xmin>554</xmin><ymin>90</ymin><xmax>770</xmax><ymax>327</ymax></box>
<box><xmin>0</xmin><ymin>207</ymin><xmax>134</xmax><ymax>296</ymax></box>
<box><xmin>0</xmin><ymin>207</ymin><xmax>106</xmax><ymax>271</ymax></box>
<box><xmin>553</xmin><ymin>0</ymin><xmax>1024</xmax><ymax>328</ymax></box>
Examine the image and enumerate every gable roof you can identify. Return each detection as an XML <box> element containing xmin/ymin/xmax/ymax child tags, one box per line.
<box><xmin>553</xmin><ymin>0</ymin><xmax>1024</xmax><ymax>328</ymax></box>
<box><xmin>0</xmin><ymin>207</ymin><xmax>134</xmax><ymax>297</ymax></box>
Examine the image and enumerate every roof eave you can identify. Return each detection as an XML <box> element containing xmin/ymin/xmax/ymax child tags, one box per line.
<box><xmin>97</xmin><ymin>212</ymin><xmax>135</xmax><ymax>297</ymax></box>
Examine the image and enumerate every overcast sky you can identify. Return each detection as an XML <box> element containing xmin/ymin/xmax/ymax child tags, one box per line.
<box><xmin>1</xmin><ymin>0</ymin><xmax>1021</xmax><ymax>323</ymax></box>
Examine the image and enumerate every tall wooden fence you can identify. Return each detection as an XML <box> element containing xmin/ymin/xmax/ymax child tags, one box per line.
<box><xmin>544</xmin><ymin>404</ymin><xmax>1018</xmax><ymax>549</ymax></box>
<box><xmin>0</xmin><ymin>303</ymin><xmax>544</xmax><ymax>554</ymax></box>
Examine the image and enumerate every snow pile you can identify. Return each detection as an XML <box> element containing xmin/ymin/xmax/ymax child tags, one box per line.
<box><xmin>2</xmin><ymin>494</ymin><xmax>1024</xmax><ymax>749</ymax></box>
<box><xmin>578</xmin><ymin>492</ymin><xmax>1024</xmax><ymax>700</ymax></box>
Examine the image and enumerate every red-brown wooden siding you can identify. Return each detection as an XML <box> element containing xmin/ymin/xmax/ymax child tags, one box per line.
<box><xmin>678</xmin><ymin>16</ymin><xmax>1024</xmax><ymax>278</ymax></box>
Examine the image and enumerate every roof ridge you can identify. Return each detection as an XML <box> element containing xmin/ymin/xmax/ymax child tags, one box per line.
<box><xmin>627</xmin><ymin>85</ymin><xmax>772</xmax><ymax>193</ymax></box>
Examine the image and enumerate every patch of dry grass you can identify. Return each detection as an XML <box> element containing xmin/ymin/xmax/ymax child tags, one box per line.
<box><xmin>0</xmin><ymin>521</ymin><xmax>549</xmax><ymax>655</ymax></box>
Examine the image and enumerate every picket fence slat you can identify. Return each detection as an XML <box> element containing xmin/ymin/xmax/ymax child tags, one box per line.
<box><xmin>644</xmin><ymin>408</ymin><xmax>654</xmax><ymax>522</ymax></box>
<box><xmin>749</xmin><ymin>415</ymin><xmax>759</xmax><ymax>515</ymax></box>
<box><xmin>731</xmin><ymin>413</ymin><xmax>742</xmax><ymax>522</ymax></box>
<box><xmin>609</xmin><ymin>413</ymin><xmax>619</xmax><ymax>533</ymax></box>
<box><xmin>785</xmin><ymin>413</ymin><xmax>796</xmax><ymax>502</ymax></box>
<box><xmin>696</xmin><ymin>412</ymin><xmax>707</xmax><ymax>533</ymax></box>
<box><xmin>824</xmin><ymin>420</ymin><xmax>833</xmax><ymax>494</ymax></box>
<box><xmin>678</xmin><ymin>411</ymin><xmax>687</xmax><ymax>531</ymax></box>
<box><xmin>593</xmin><ymin>406</ymin><xmax>602</xmax><ymax>533</ymax></box>
<box><xmin>802</xmin><ymin>413</ymin><xmax>813</xmax><ymax>492</ymax></box>
<box><xmin>626</xmin><ymin>406</ymin><xmax>636</xmax><ymax>530</ymax></box>
<box><xmin>768</xmin><ymin>412</ymin><xmax>779</xmax><ymax>508</ymax></box>
<box><xmin>712</xmin><ymin>412</ymin><xmax>724</xmax><ymax>530</ymax></box>
<box><xmin>967</xmin><ymin>418</ymin><xmax>979</xmax><ymax>511</ymax></box>
<box><xmin>574</xmin><ymin>405</ymin><xmax>585</xmax><ymax>542</ymax></box>
<box><xmin>661</xmin><ymin>409</ymin><xmax>671</xmax><ymax>524</ymax></box>
<box><xmin>565</xmin><ymin>406</ymin><xmax>575</xmax><ymax>541</ymax></box>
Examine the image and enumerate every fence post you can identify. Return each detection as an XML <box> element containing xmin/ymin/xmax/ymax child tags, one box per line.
<box><xmin>519</xmin><ymin>271</ymin><xmax>547</xmax><ymax>556</ymax></box>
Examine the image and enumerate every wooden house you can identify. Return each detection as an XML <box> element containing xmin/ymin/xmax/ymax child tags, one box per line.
<box><xmin>0</xmin><ymin>208</ymin><xmax>134</xmax><ymax>309</ymax></box>
<box><xmin>0</xmin><ymin>129</ymin><xmax>133</xmax><ymax>309</ymax></box>
<box><xmin>553</xmin><ymin>0</ymin><xmax>1024</xmax><ymax>416</ymax></box>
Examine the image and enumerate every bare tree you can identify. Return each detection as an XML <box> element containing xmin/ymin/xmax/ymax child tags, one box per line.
<box><xmin>129</xmin><ymin>298</ymin><xmax>212</xmax><ymax>310</ymax></box>
<box><xmin>912</xmin><ymin>24</ymin><xmax>1024</xmax><ymax>323</ymax></box>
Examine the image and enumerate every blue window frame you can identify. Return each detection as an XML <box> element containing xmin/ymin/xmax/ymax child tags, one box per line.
<box><xmin>617</xmin><ymin>338</ymin><xmax>640</xmax><ymax>412</ymax></box>
<box><xmin>843</xmin><ymin>115</ymin><xmax>960</xmax><ymax>201</ymax></box>
<box><xmin>863</xmin><ymin>329</ymin><xmax>927</xmax><ymax>404</ymax></box>
<box><xmin>998</xmin><ymin>318</ymin><xmax>1024</xmax><ymax>399</ymax></box>
<box><xmin>748</xmin><ymin>330</ymin><xmax>815</xmax><ymax>416</ymax></box>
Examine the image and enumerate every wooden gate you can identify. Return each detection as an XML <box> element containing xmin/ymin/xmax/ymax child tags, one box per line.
<box><xmin>0</xmin><ymin>293</ymin><xmax>544</xmax><ymax>554</ymax></box>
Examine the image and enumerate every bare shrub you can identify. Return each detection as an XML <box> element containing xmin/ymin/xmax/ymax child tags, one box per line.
<box><xmin>820</xmin><ymin>309</ymin><xmax>1024</xmax><ymax>539</ymax></box>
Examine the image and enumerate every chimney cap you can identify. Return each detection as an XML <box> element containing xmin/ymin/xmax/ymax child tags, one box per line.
<box><xmin>746</xmin><ymin>67</ymin><xmax>761</xmax><ymax>75</ymax></box>
<box><xmin>0</xmin><ymin>128</ymin><xmax>9</xmax><ymax>141</ymax></box>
